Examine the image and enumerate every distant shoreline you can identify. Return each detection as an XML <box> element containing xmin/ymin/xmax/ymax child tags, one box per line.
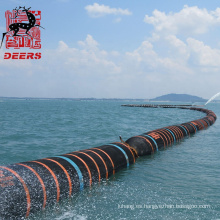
<box><xmin>0</xmin><ymin>96</ymin><xmax>219</xmax><ymax>103</ymax></box>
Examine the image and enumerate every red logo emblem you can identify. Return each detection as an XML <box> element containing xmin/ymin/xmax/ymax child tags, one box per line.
<box><xmin>1</xmin><ymin>6</ymin><xmax>44</xmax><ymax>59</ymax></box>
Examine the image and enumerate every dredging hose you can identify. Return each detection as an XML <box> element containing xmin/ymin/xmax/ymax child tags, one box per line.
<box><xmin>0</xmin><ymin>105</ymin><xmax>217</xmax><ymax>218</ymax></box>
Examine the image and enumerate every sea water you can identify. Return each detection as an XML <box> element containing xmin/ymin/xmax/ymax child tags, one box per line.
<box><xmin>0</xmin><ymin>99</ymin><xmax>219</xmax><ymax>220</ymax></box>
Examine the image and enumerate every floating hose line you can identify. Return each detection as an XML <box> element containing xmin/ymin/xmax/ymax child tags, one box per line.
<box><xmin>0</xmin><ymin>104</ymin><xmax>217</xmax><ymax>218</ymax></box>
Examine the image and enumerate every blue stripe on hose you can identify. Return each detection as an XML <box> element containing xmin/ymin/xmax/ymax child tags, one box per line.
<box><xmin>108</xmin><ymin>144</ymin><xmax>129</xmax><ymax>167</ymax></box>
<box><xmin>203</xmin><ymin>118</ymin><xmax>210</xmax><ymax>127</ymax></box>
<box><xmin>165</xmin><ymin>128</ymin><xmax>176</xmax><ymax>143</ymax></box>
<box><xmin>54</xmin><ymin>156</ymin><xmax>84</xmax><ymax>190</ymax></box>
<box><xmin>179</xmin><ymin>125</ymin><xmax>188</xmax><ymax>136</ymax></box>
<box><xmin>142</xmin><ymin>134</ymin><xmax>158</xmax><ymax>151</ymax></box>
<box><xmin>199</xmin><ymin>120</ymin><xmax>205</xmax><ymax>129</ymax></box>
<box><xmin>189</xmin><ymin>122</ymin><xmax>197</xmax><ymax>132</ymax></box>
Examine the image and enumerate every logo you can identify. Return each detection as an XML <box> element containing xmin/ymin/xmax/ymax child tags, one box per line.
<box><xmin>1</xmin><ymin>6</ymin><xmax>44</xmax><ymax>59</ymax></box>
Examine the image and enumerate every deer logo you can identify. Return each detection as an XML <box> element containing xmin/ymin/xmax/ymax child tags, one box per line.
<box><xmin>0</xmin><ymin>6</ymin><xmax>44</xmax><ymax>49</ymax></box>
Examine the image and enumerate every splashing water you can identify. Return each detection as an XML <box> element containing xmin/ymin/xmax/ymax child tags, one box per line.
<box><xmin>205</xmin><ymin>92</ymin><xmax>220</xmax><ymax>105</ymax></box>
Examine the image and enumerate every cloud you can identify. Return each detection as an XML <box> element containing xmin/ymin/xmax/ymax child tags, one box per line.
<box><xmin>187</xmin><ymin>38</ymin><xmax>220</xmax><ymax>67</ymax></box>
<box><xmin>85</xmin><ymin>3</ymin><xmax>132</xmax><ymax>18</ymax></box>
<box><xmin>78</xmin><ymin>34</ymin><xmax>99</xmax><ymax>50</ymax></box>
<box><xmin>0</xmin><ymin>46</ymin><xmax>32</xmax><ymax>76</ymax></box>
<box><xmin>165</xmin><ymin>35</ymin><xmax>190</xmax><ymax>61</ymax></box>
<box><xmin>114</xmin><ymin>18</ymin><xmax>122</xmax><ymax>23</ymax></box>
<box><xmin>143</xmin><ymin>5</ymin><xmax>220</xmax><ymax>77</ymax></box>
<box><xmin>56</xmin><ymin>35</ymin><xmax>121</xmax><ymax>75</ymax></box>
<box><xmin>144</xmin><ymin>5</ymin><xmax>220</xmax><ymax>35</ymax></box>
<box><xmin>1</xmin><ymin>33</ymin><xmax>220</xmax><ymax>99</ymax></box>
<box><xmin>125</xmin><ymin>39</ymin><xmax>192</xmax><ymax>76</ymax></box>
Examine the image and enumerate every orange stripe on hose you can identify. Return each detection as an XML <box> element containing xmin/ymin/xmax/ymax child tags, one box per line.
<box><xmin>171</xmin><ymin>126</ymin><xmax>181</xmax><ymax>141</ymax></box>
<box><xmin>200</xmin><ymin>119</ymin><xmax>208</xmax><ymax>129</ymax></box>
<box><xmin>158</xmin><ymin>129</ymin><xmax>172</xmax><ymax>145</ymax></box>
<box><xmin>155</xmin><ymin>132</ymin><xmax>166</xmax><ymax>148</ymax></box>
<box><xmin>44</xmin><ymin>158</ymin><xmax>72</xmax><ymax>197</ymax></box>
<box><xmin>159</xmin><ymin>129</ymin><xmax>172</xmax><ymax>145</ymax></box>
<box><xmin>92</xmin><ymin>148</ymin><xmax>115</xmax><ymax>175</ymax></box>
<box><xmin>192</xmin><ymin>121</ymin><xmax>201</xmax><ymax>130</ymax></box>
<box><xmin>32</xmin><ymin>161</ymin><xmax>60</xmax><ymax>203</ymax></box>
<box><xmin>166</xmin><ymin>126</ymin><xmax>180</xmax><ymax>141</ymax></box>
<box><xmin>194</xmin><ymin>120</ymin><xmax>202</xmax><ymax>130</ymax></box>
<box><xmin>156</xmin><ymin>130</ymin><xmax>168</xmax><ymax>148</ymax></box>
<box><xmin>189</xmin><ymin>123</ymin><xmax>197</xmax><ymax>133</ymax></box>
<box><xmin>181</xmin><ymin>125</ymin><xmax>190</xmax><ymax>137</ymax></box>
<box><xmin>200</xmin><ymin>119</ymin><xmax>207</xmax><ymax>128</ymax></box>
<box><xmin>77</xmin><ymin>152</ymin><xmax>101</xmax><ymax>182</ymax></box>
<box><xmin>0</xmin><ymin>166</ymin><xmax>31</xmax><ymax>217</ymax></box>
<box><xmin>197</xmin><ymin>120</ymin><xmax>204</xmax><ymax>129</ymax></box>
<box><xmin>85</xmin><ymin>149</ymin><xmax>109</xmax><ymax>179</ymax></box>
<box><xmin>148</xmin><ymin>132</ymin><xmax>166</xmax><ymax>149</ymax></box>
<box><xmin>155</xmin><ymin>130</ymin><xmax>169</xmax><ymax>147</ymax></box>
<box><xmin>201</xmin><ymin>119</ymin><xmax>209</xmax><ymax>128</ymax></box>
<box><xmin>175</xmin><ymin>126</ymin><xmax>184</xmax><ymax>140</ymax></box>
<box><xmin>168</xmin><ymin>127</ymin><xmax>180</xmax><ymax>141</ymax></box>
<box><xmin>136</xmin><ymin>136</ymin><xmax>154</xmax><ymax>153</ymax></box>
<box><xmin>163</xmin><ymin>128</ymin><xmax>174</xmax><ymax>143</ymax></box>
<box><xmin>65</xmin><ymin>153</ymin><xmax>92</xmax><ymax>186</ymax></box>
<box><xmin>116</xmin><ymin>142</ymin><xmax>136</xmax><ymax>163</ymax></box>
<box><xmin>17</xmin><ymin>163</ymin><xmax>47</xmax><ymax>210</ymax></box>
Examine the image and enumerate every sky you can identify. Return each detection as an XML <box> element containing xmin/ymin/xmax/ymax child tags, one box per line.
<box><xmin>0</xmin><ymin>0</ymin><xmax>220</xmax><ymax>99</ymax></box>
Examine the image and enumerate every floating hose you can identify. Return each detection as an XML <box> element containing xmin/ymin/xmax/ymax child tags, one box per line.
<box><xmin>0</xmin><ymin>105</ymin><xmax>217</xmax><ymax>218</ymax></box>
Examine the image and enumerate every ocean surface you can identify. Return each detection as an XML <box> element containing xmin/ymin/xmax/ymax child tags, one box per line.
<box><xmin>0</xmin><ymin>98</ymin><xmax>219</xmax><ymax>220</ymax></box>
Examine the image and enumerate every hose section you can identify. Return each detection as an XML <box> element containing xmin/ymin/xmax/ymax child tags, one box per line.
<box><xmin>124</xmin><ymin>105</ymin><xmax>216</xmax><ymax>156</ymax></box>
<box><xmin>0</xmin><ymin>143</ymin><xmax>135</xmax><ymax>219</ymax></box>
